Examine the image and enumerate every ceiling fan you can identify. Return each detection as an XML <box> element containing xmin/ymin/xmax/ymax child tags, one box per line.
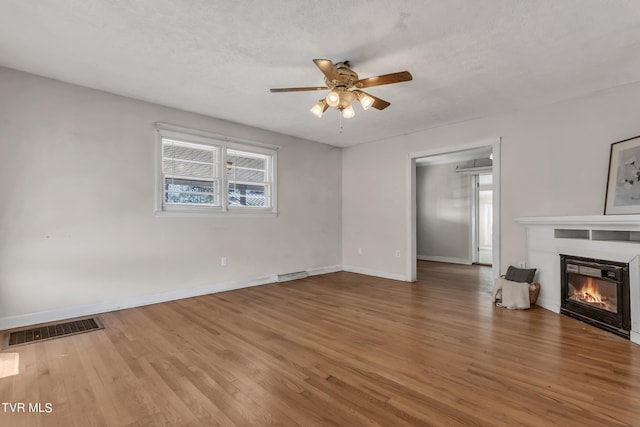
<box><xmin>270</xmin><ymin>59</ymin><xmax>412</xmax><ymax>119</ymax></box>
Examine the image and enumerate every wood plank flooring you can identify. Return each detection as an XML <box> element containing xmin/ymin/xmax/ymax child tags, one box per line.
<box><xmin>2</xmin><ymin>261</ymin><xmax>640</xmax><ymax>426</ymax></box>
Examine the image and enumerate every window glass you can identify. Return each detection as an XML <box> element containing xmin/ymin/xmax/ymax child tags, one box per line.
<box><xmin>162</xmin><ymin>138</ymin><xmax>219</xmax><ymax>207</ymax></box>
<box><xmin>226</xmin><ymin>149</ymin><xmax>271</xmax><ymax>208</ymax></box>
<box><xmin>157</xmin><ymin>127</ymin><xmax>277</xmax><ymax>215</ymax></box>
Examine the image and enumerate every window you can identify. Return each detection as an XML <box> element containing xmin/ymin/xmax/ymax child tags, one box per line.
<box><xmin>156</xmin><ymin>124</ymin><xmax>277</xmax><ymax>215</ymax></box>
<box><xmin>226</xmin><ymin>149</ymin><xmax>271</xmax><ymax>208</ymax></box>
<box><xmin>163</xmin><ymin>139</ymin><xmax>220</xmax><ymax>207</ymax></box>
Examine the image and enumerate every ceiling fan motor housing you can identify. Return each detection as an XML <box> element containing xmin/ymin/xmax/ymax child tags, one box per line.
<box><xmin>324</xmin><ymin>62</ymin><xmax>359</xmax><ymax>89</ymax></box>
<box><xmin>337</xmin><ymin>90</ymin><xmax>356</xmax><ymax>109</ymax></box>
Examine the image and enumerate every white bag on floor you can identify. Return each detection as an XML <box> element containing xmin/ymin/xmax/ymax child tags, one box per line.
<box><xmin>492</xmin><ymin>277</ymin><xmax>530</xmax><ymax>309</ymax></box>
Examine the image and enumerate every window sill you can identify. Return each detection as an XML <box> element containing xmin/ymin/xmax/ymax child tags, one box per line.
<box><xmin>155</xmin><ymin>208</ymin><xmax>278</xmax><ymax>218</ymax></box>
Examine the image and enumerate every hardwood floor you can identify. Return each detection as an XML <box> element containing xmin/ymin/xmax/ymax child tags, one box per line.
<box><xmin>2</xmin><ymin>261</ymin><xmax>640</xmax><ymax>426</ymax></box>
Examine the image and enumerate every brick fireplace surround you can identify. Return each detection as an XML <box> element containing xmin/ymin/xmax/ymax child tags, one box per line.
<box><xmin>517</xmin><ymin>215</ymin><xmax>640</xmax><ymax>345</ymax></box>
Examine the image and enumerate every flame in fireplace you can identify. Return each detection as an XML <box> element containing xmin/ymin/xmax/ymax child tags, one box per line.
<box><xmin>570</xmin><ymin>277</ymin><xmax>611</xmax><ymax>310</ymax></box>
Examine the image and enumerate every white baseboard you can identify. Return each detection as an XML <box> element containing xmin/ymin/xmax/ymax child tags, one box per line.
<box><xmin>417</xmin><ymin>255</ymin><xmax>472</xmax><ymax>265</ymax></box>
<box><xmin>342</xmin><ymin>264</ymin><xmax>408</xmax><ymax>282</ymax></box>
<box><xmin>308</xmin><ymin>264</ymin><xmax>342</xmax><ymax>276</ymax></box>
<box><xmin>535</xmin><ymin>298</ymin><xmax>560</xmax><ymax>314</ymax></box>
<box><xmin>0</xmin><ymin>264</ymin><xmax>342</xmax><ymax>331</ymax></box>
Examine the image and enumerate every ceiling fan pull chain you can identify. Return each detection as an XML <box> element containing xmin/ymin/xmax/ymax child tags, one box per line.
<box><xmin>339</xmin><ymin>110</ymin><xmax>343</xmax><ymax>133</ymax></box>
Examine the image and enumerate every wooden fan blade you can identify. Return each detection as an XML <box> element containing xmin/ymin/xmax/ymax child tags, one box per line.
<box><xmin>270</xmin><ymin>86</ymin><xmax>328</xmax><ymax>93</ymax></box>
<box><xmin>354</xmin><ymin>90</ymin><xmax>391</xmax><ymax>110</ymax></box>
<box><xmin>313</xmin><ymin>59</ymin><xmax>340</xmax><ymax>81</ymax></box>
<box><xmin>356</xmin><ymin>71</ymin><xmax>413</xmax><ymax>88</ymax></box>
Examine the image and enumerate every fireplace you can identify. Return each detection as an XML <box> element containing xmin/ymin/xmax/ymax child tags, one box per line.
<box><xmin>560</xmin><ymin>255</ymin><xmax>630</xmax><ymax>338</ymax></box>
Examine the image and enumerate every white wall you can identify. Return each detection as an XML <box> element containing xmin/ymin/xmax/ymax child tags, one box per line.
<box><xmin>5</xmin><ymin>64</ymin><xmax>640</xmax><ymax>326</ymax></box>
<box><xmin>342</xmin><ymin>82</ymin><xmax>640</xmax><ymax>280</ymax></box>
<box><xmin>416</xmin><ymin>164</ymin><xmax>471</xmax><ymax>264</ymax></box>
<box><xmin>0</xmin><ymin>67</ymin><xmax>342</xmax><ymax>328</ymax></box>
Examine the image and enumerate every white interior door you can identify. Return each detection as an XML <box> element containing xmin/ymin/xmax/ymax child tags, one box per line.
<box><xmin>476</xmin><ymin>174</ymin><xmax>493</xmax><ymax>265</ymax></box>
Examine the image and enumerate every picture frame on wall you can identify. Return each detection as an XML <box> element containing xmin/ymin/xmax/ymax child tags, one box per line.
<box><xmin>605</xmin><ymin>135</ymin><xmax>640</xmax><ymax>215</ymax></box>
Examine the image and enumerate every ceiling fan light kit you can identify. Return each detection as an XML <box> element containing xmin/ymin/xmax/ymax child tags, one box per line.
<box><xmin>341</xmin><ymin>104</ymin><xmax>355</xmax><ymax>119</ymax></box>
<box><xmin>271</xmin><ymin>59</ymin><xmax>412</xmax><ymax>120</ymax></box>
<box><xmin>325</xmin><ymin>90</ymin><xmax>341</xmax><ymax>107</ymax></box>
<box><xmin>310</xmin><ymin>99</ymin><xmax>328</xmax><ymax>118</ymax></box>
<box><xmin>358</xmin><ymin>92</ymin><xmax>374</xmax><ymax>110</ymax></box>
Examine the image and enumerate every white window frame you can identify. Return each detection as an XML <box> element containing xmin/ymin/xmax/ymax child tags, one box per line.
<box><xmin>225</xmin><ymin>142</ymin><xmax>275</xmax><ymax>212</ymax></box>
<box><xmin>155</xmin><ymin>123</ymin><xmax>278</xmax><ymax>217</ymax></box>
<box><xmin>162</xmin><ymin>136</ymin><xmax>221</xmax><ymax>209</ymax></box>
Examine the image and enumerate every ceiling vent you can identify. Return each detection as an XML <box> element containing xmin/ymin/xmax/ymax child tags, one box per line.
<box><xmin>455</xmin><ymin>158</ymin><xmax>493</xmax><ymax>174</ymax></box>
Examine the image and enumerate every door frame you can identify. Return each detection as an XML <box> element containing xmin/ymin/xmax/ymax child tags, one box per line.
<box><xmin>473</xmin><ymin>173</ymin><xmax>494</xmax><ymax>265</ymax></box>
<box><xmin>406</xmin><ymin>137</ymin><xmax>501</xmax><ymax>281</ymax></box>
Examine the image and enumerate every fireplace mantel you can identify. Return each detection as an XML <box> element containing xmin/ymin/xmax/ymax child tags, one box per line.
<box><xmin>516</xmin><ymin>215</ymin><xmax>640</xmax><ymax>345</ymax></box>
<box><xmin>516</xmin><ymin>215</ymin><xmax>640</xmax><ymax>229</ymax></box>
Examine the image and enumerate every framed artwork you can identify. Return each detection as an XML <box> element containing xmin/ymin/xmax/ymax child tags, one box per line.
<box><xmin>605</xmin><ymin>136</ymin><xmax>640</xmax><ymax>214</ymax></box>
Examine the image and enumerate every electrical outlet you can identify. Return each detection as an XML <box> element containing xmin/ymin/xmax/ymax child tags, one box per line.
<box><xmin>357</xmin><ymin>247</ymin><xmax>362</xmax><ymax>255</ymax></box>
<box><xmin>518</xmin><ymin>260</ymin><xmax>526</xmax><ymax>268</ymax></box>
<box><xmin>395</xmin><ymin>250</ymin><xmax>401</xmax><ymax>258</ymax></box>
<box><xmin>221</xmin><ymin>257</ymin><xmax>227</xmax><ymax>267</ymax></box>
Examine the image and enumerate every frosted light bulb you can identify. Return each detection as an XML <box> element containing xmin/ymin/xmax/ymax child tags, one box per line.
<box><xmin>325</xmin><ymin>90</ymin><xmax>340</xmax><ymax>107</ymax></box>
<box><xmin>310</xmin><ymin>100</ymin><xmax>325</xmax><ymax>118</ymax></box>
<box><xmin>342</xmin><ymin>105</ymin><xmax>355</xmax><ymax>119</ymax></box>
<box><xmin>359</xmin><ymin>93</ymin><xmax>374</xmax><ymax>110</ymax></box>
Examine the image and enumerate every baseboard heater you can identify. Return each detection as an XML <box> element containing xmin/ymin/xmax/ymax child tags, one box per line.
<box><xmin>277</xmin><ymin>271</ymin><xmax>309</xmax><ymax>282</ymax></box>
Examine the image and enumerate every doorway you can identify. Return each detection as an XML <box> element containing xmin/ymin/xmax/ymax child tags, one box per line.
<box><xmin>475</xmin><ymin>174</ymin><xmax>493</xmax><ymax>265</ymax></box>
<box><xmin>406</xmin><ymin>138</ymin><xmax>501</xmax><ymax>282</ymax></box>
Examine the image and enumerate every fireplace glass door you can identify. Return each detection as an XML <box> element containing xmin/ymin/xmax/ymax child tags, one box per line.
<box><xmin>566</xmin><ymin>273</ymin><xmax>618</xmax><ymax>314</ymax></box>
<box><xmin>560</xmin><ymin>255</ymin><xmax>630</xmax><ymax>338</ymax></box>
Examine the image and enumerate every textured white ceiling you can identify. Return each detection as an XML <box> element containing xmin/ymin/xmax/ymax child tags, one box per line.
<box><xmin>2</xmin><ymin>1</ymin><xmax>640</xmax><ymax>147</ymax></box>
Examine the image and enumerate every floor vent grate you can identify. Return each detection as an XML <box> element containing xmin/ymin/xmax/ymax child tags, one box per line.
<box><xmin>3</xmin><ymin>317</ymin><xmax>103</xmax><ymax>348</ymax></box>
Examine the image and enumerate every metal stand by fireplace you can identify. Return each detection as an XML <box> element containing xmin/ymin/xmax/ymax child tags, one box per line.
<box><xmin>560</xmin><ymin>254</ymin><xmax>631</xmax><ymax>339</ymax></box>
